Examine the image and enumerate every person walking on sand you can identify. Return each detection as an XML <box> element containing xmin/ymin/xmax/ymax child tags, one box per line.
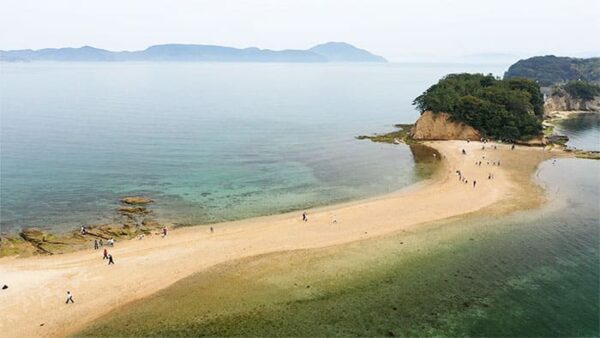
<box><xmin>103</xmin><ymin>248</ymin><xmax>108</xmax><ymax>260</ymax></box>
<box><xmin>210</xmin><ymin>226</ymin><xmax>214</xmax><ymax>233</ymax></box>
<box><xmin>302</xmin><ymin>212</ymin><xmax>308</xmax><ymax>222</ymax></box>
<box><xmin>162</xmin><ymin>227</ymin><xmax>168</xmax><ymax>237</ymax></box>
<box><xmin>108</xmin><ymin>254</ymin><xmax>115</xmax><ymax>265</ymax></box>
<box><xmin>94</xmin><ymin>239</ymin><xmax>99</xmax><ymax>250</ymax></box>
<box><xmin>66</xmin><ymin>291</ymin><xmax>74</xmax><ymax>304</ymax></box>
<box><xmin>473</xmin><ymin>180</ymin><xmax>477</xmax><ymax>188</ymax></box>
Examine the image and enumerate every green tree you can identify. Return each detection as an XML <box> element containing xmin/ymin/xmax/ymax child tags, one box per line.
<box><xmin>413</xmin><ymin>73</ymin><xmax>543</xmax><ymax>140</ymax></box>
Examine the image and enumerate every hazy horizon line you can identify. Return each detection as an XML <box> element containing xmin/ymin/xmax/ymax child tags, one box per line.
<box><xmin>2</xmin><ymin>42</ymin><xmax>598</xmax><ymax>64</ymax></box>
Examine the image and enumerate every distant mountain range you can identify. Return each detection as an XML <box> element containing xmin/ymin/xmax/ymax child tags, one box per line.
<box><xmin>0</xmin><ymin>42</ymin><xmax>387</xmax><ymax>63</ymax></box>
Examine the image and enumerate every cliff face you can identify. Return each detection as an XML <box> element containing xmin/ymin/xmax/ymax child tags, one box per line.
<box><xmin>544</xmin><ymin>94</ymin><xmax>600</xmax><ymax>113</ymax></box>
<box><xmin>410</xmin><ymin>111</ymin><xmax>481</xmax><ymax>140</ymax></box>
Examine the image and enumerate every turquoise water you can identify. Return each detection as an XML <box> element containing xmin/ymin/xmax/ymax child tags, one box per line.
<box><xmin>428</xmin><ymin>158</ymin><xmax>599</xmax><ymax>336</ymax></box>
<box><xmin>80</xmin><ymin>157</ymin><xmax>600</xmax><ymax>337</ymax></box>
<box><xmin>553</xmin><ymin>112</ymin><xmax>600</xmax><ymax>151</ymax></box>
<box><xmin>0</xmin><ymin>62</ymin><xmax>507</xmax><ymax>233</ymax></box>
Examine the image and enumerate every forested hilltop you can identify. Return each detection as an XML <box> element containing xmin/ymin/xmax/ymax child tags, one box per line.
<box><xmin>413</xmin><ymin>73</ymin><xmax>543</xmax><ymax>140</ymax></box>
<box><xmin>504</xmin><ymin>56</ymin><xmax>600</xmax><ymax>87</ymax></box>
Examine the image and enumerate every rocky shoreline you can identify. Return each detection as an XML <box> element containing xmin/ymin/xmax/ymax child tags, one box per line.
<box><xmin>3</xmin><ymin>108</ymin><xmax>597</xmax><ymax>257</ymax></box>
<box><xmin>543</xmin><ymin>110</ymin><xmax>600</xmax><ymax>159</ymax></box>
<box><xmin>358</xmin><ymin>108</ymin><xmax>599</xmax><ymax>161</ymax></box>
<box><xmin>0</xmin><ymin>196</ymin><xmax>166</xmax><ymax>257</ymax></box>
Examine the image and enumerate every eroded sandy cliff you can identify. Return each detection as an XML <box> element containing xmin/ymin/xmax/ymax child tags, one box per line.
<box><xmin>410</xmin><ymin>111</ymin><xmax>481</xmax><ymax>140</ymax></box>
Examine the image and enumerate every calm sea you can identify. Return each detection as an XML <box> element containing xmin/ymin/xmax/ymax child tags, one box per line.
<box><xmin>81</xmin><ymin>144</ymin><xmax>600</xmax><ymax>337</ymax></box>
<box><xmin>553</xmin><ymin>112</ymin><xmax>600</xmax><ymax>151</ymax></box>
<box><xmin>0</xmin><ymin>61</ymin><xmax>524</xmax><ymax>233</ymax></box>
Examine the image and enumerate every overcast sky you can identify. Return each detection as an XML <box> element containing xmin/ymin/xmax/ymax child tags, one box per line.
<box><xmin>1</xmin><ymin>0</ymin><xmax>598</xmax><ymax>61</ymax></box>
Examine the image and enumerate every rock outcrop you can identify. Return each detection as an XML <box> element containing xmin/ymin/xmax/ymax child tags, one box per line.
<box><xmin>410</xmin><ymin>111</ymin><xmax>481</xmax><ymax>141</ymax></box>
<box><xmin>120</xmin><ymin>196</ymin><xmax>154</xmax><ymax>205</ymax></box>
<box><xmin>118</xmin><ymin>206</ymin><xmax>150</xmax><ymax>214</ymax></box>
<box><xmin>544</xmin><ymin>92</ymin><xmax>600</xmax><ymax>113</ymax></box>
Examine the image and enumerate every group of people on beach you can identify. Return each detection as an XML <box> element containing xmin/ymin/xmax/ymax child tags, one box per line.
<box><xmin>456</xmin><ymin>170</ymin><xmax>475</xmax><ymax>186</ymax></box>
<box><xmin>102</xmin><ymin>248</ymin><xmax>115</xmax><ymax>265</ymax></box>
<box><xmin>456</xmin><ymin>140</ymin><xmax>506</xmax><ymax>189</ymax></box>
<box><xmin>475</xmin><ymin>159</ymin><xmax>500</xmax><ymax>166</ymax></box>
<box><xmin>66</xmin><ymin>239</ymin><xmax>116</xmax><ymax>304</ymax></box>
<box><xmin>93</xmin><ymin>238</ymin><xmax>115</xmax><ymax>250</ymax></box>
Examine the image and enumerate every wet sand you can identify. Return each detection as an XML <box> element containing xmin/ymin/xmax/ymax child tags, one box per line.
<box><xmin>0</xmin><ymin>141</ymin><xmax>559</xmax><ymax>337</ymax></box>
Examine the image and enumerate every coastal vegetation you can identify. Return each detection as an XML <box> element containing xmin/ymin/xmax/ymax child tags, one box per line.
<box><xmin>505</xmin><ymin>56</ymin><xmax>600</xmax><ymax>113</ymax></box>
<box><xmin>560</xmin><ymin>80</ymin><xmax>600</xmax><ymax>100</ymax></box>
<box><xmin>356</xmin><ymin>124</ymin><xmax>414</xmax><ymax>144</ymax></box>
<box><xmin>412</xmin><ymin>73</ymin><xmax>543</xmax><ymax>140</ymax></box>
<box><xmin>504</xmin><ymin>56</ymin><xmax>600</xmax><ymax>86</ymax></box>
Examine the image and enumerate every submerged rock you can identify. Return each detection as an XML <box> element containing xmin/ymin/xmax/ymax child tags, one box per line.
<box><xmin>118</xmin><ymin>206</ymin><xmax>149</xmax><ymax>214</ymax></box>
<box><xmin>120</xmin><ymin>196</ymin><xmax>154</xmax><ymax>205</ymax></box>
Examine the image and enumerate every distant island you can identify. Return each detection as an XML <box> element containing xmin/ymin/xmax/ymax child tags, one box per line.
<box><xmin>504</xmin><ymin>55</ymin><xmax>600</xmax><ymax>86</ymax></box>
<box><xmin>505</xmin><ymin>56</ymin><xmax>600</xmax><ymax>113</ymax></box>
<box><xmin>0</xmin><ymin>42</ymin><xmax>387</xmax><ymax>63</ymax></box>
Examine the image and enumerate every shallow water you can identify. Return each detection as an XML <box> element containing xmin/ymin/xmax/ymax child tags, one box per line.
<box><xmin>553</xmin><ymin>112</ymin><xmax>600</xmax><ymax>151</ymax></box>
<box><xmin>0</xmin><ymin>62</ymin><xmax>507</xmax><ymax>233</ymax></box>
<box><xmin>80</xmin><ymin>157</ymin><xmax>599</xmax><ymax>337</ymax></box>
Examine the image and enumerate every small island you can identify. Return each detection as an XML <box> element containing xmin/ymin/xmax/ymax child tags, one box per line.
<box><xmin>360</xmin><ymin>56</ymin><xmax>600</xmax><ymax>160</ymax></box>
<box><xmin>360</xmin><ymin>73</ymin><xmax>545</xmax><ymax>144</ymax></box>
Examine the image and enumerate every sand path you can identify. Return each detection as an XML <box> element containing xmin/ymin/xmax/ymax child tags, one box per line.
<box><xmin>0</xmin><ymin>141</ymin><xmax>551</xmax><ymax>337</ymax></box>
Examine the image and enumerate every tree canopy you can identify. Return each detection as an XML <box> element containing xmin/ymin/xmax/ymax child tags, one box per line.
<box><xmin>504</xmin><ymin>55</ymin><xmax>600</xmax><ymax>87</ymax></box>
<box><xmin>413</xmin><ymin>73</ymin><xmax>543</xmax><ymax>140</ymax></box>
<box><xmin>560</xmin><ymin>80</ymin><xmax>600</xmax><ymax>101</ymax></box>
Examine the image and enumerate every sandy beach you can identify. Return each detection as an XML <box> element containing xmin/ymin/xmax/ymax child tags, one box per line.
<box><xmin>0</xmin><ymin>140</ymin><xmax>558</xmax><ymax>337</ymax></box>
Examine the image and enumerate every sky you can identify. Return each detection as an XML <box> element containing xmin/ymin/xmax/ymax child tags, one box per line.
<box><xmin>1</xmin><ymin>0</ymin><xmax>598</xmax><ymax>62</ymax></box>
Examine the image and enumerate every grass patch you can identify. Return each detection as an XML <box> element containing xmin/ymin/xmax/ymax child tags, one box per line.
<box><xmin>356</xmin><ymin>124</ymin><xmax>415</xmax><ymax>144</ymax></box>
<box><xmin>543</xmin><ymin>124</ymin><xmax>555</xmax><ymax>137</ymax></box>
<box><xmin>574</xmin><ymin>150</ymin><xmax>600</xmax><ymax>160</ymax></box>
